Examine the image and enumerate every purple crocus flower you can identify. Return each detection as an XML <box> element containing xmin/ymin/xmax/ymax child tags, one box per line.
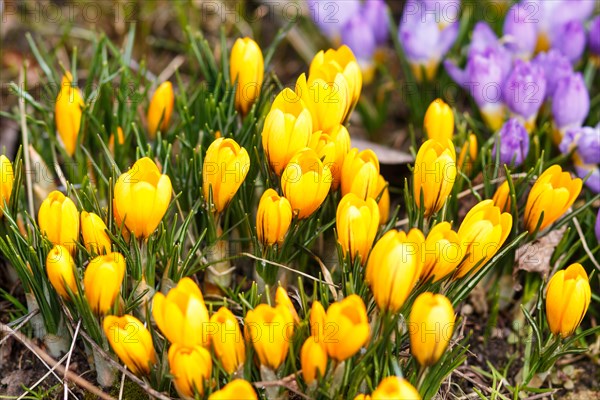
<box><xmin>363</xmin><ymin>0</ymin><xmax>389</xmax><ymax>45</ymax></box>
<box><xmin>575</xmin><ymin>163</ymin><xmax>600</xmax><ymax>194</ymax></box>
<box><xmin>421</xmin><ymin>0</ymin><xmax>461</xmax><ymax>29</ymax></box>
<box><xmin>399</xmin><ymin>0</ymin><xmax>459</xmax><ymax>80</ymax></box>
<box><xmin>595</xmin><ymin>208</ymin><xmax>600</xmax><ymax>243</ymax></box>
<box><xmin>503</xmin><ymin>3</ymin><xmax>537</xmax><ymax>60</ymax></box>
<box><xmin>533</xmin><ymin>50</ymin><xmax>573</xmax><ymax>99</ymax></box>
<box><xmin>469</xmin><ymin>22</ymin><xmax>512</xmax><ymax>80</ymax></box>
<box><xmin>307</xmin><ymin>0</ymin><xmax>361</xmax><ymax>39</ymax></box>
<box><xmin>560</xmin><ymin>126</ymin><xmax>600</xmax><ymax>164</ymax></box>
<box><xmin>503</xmin><ymin>60</ymin><xmax>546</xmax><ymax>126</ymax></box>
<box><xmin>341</xmin><ymin>14</ymin><xmax>377</xmax><ymax>65</ymax></box>
<box><xmin>589</xmin><ymin>16</ymin><xmax>600</xmax><ymax>56</ymax></box>
<box><xmin>493</xmin><ymin>118</ymin><xmax>530</xmax><ymax>167</ymax></box>
<box><xmin>445</xmin><ymin>46</ymin><xmax>506</xmax><ymax>130</ymax></box>
<box><xmin>552</xmin><ymin>72</ymin><xmax>589</xmax><ymax>132</ymax></box>
<box><xmin>552</xmin><ymin>21</ymin><xmax>586</xmax><ymax>63</ymax></box>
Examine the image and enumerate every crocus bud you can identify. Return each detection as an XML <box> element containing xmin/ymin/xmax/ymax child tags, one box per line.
<box><xmin>363</xmin><ymin>0</ymin><xmax>389</xmax><ymax>45</ymax></box>
<box><xmin>324</xmin><ymin>295</ymin><xmax>370</xmax><ymax>361</ymax></box>
<box><xmin>295</xmin><ymin>73</ymin><xmax>349</xmax><ymax>133</ymax></box>
<box><xmin>147</xmin><ymin>81</ymin><xmax>174</xmax><ymax>139</ymax></box>
<box><xmin>341</xmin><ymin>148</ymin><xmax>380</xmax><ymax>200</ymax></box>
<box><xmin>492</xmin><ymin>118</ymin><xmax>529</xmax><ymax>167</ymax></box>
<box><xmin>492</xmin><ymin>180</ymin><xmax>511</xmax><ymax>213</ymax></box>
<box><xmin>503</xmin><ymin>60</ymin><xmax>546</xmax><ymax>129</ymax></box>
<box><xmin>113</xmin><ymin>157</ymin><xmax>172</xmax><ymax>238</ymax></box>
<box><xmin>152</xmin><ymin>277</ymin><xmax>210</xmax><ymax>347</ymax></box>
<box><xmin>559</xmin><ymin>126</ymin><xmax>600</xmax><ymax>164</ymax></box>
<box><xmin>310</xmin><ymin>300</ymin><xmax>327</xmax><ymax>340</ymax></box>
<box><xmin>546</xmin><ymin>263</ymin><xmax>591</xmax><ymax>338</ymax></box>
<box><xmin>375</xmin><ymin>175</ymin><xmax>390</xmax><ymax>224</ymax></box>
<box><xmin>524</xmin><ymin>165</ymin><xmax>582</xmax><ymax>233</ymax></box>
<box><xmin>202</xmin><ymin>138</ymin><xmax>250</xmax><ymax>213</ymax></box>
<box><xmin>308</xmin><ymin>125</ymin><xmax>351</xmax><ymax>190</ymax></box>
<box><xmin>84</xmin><ymin>252</ymin><xmax>125</xmax><ymax>314</ymax></box>
<box><xmin>424</xmin><ymin>98</ymin><xmax>454</xmax><ymax>142</ymax></box>
<box><xmin>336</xmin><ymin>193</ymin><xmax>379</xmax><ymax>264</ymax></box>
<box><xmin>46</xmin><ymin>245</ymin><xmax>78</xmax><ymax>299</ymax></box>
<box><xmin>281</xmin><ymin>148</ymin><xmax>332</xmax><ymax>219</ymax></box>
<box><xmin>209</xmin><ymin>307</ymin><xmax>245</xmax><ymax>374</ymax></box>
<box><xmin>230</xmin><ymin>37</ymin><xmax>264</xmax><ymax>116</ymax></box>
<box><xmin>38</xmin><ymin>191</ymin><xmax>80</xmax><ymax>253</ymax></box>
<box><xmin>55</xmin><ymin>72</ymin><xmax>84</xmax><ymax>156</ymax></box>
<box><xmin>445</xmin><ymin>49</ymin><xmax>506</xmax><ymax>131</ymax></box>
<box><xmin>80</xmin><ymin>211</ymin><xmax>111</xmax><ymax>255</ymax></box>
<box><xmin>455</xmin><ymin>200</ymin><xmax>512</xmax><ymax>278</ymax></box>
<box><xmin>244</xmin><ymin>304</ymin><xmax>294</xmax><ymax>370</ymax></box>
<box><xmin>309</xmin><ymin>45</ymin><xmax>362</xmax><ymax>120</ymax></box>
<box><xmin>503</xmin><ymin>3</ymin><xmax>537</xmax><ymax>60</ymax></box>
<box><xmin>533</xmin><ymin>50</ymin><xmax>573</xmax><ymax>99</ymax></box>
<box><xmin>208</xmin><ymin>380</ymin><xmax>257</xmax><ymax>400</ymax></box>
<box><xmin>409</xmin><ymin>292</ymin><xmax>455</xmax><ymax>367</ymax></box>
<box><xmin>301</xmin><ymin>336</ymin><xmax>328</xmax><ymax>385</ymax></box>
<box><xmin>421</xmin><ymin>222</ymin><xmax>462</xmax><ymax>283</ymax></box>
<box><xmin>340</xmin><ymin>15</ymin><xmax>376</xmax><ymax>82</ymax></box>
<box><xmin>0</xmin><ymin>155</ymin><xmax>14</xmax><ymax>217</ymax></box>
<box><xmin>413</xmin><ymin>139</ymin><xmax>457</xmax><ymax>216</ymax></box>
<box><xmin>589</xmin><ymin>16</ymin><xmax>600</xmax><ymax>58</ymax></box>
<box><xmin>366</xmin><ymin>229</ymin><xmax>425</xmax><ymax>312</ymax></box>
<box><xmin>256</xmin><ymin>189</ymin><xmax>292</xmax><ymax>246</ymax></box>
<box><xmin>552</xmin><ymin>73</ymin><xmax>590</xmax><ymax>133</ymax></box>
<box><xmin>262</xmin><ymin>89</ymin><xmax>312</xmax><ymax>175</ymax></box>
<box><xmin>275</xmin><ymin>286</ymin><xmax>300</xmax><ymax>324</ymax></box>
<box><xmin>104</xmin><ymin>315</ymin><xmax>156</xmax><ymax>376</ymax></box>
<box><xmin>457</xmin><ymin>133</ymin><xmax>478</xmax><ymax>171</ymax></box>
<box><xmin>552</xmin><ymin>21</ymin><xmax>586</xmax><ymax>64</ymax></box>
<box><xmin>399</xmin><ymin>0</ymin><xmax>458</xmax><ymax>81</ymax></box>
<box><xmin>108</xmin><ymin>127</ymin><xmax>125</xmax><ymax>153</ymax></box>
<box><xmin>371</xmin><ymin>377</ymin><xmax>421</xmax><ymax>399</ymax></box>
<box><xmin>168</xmin><ymin>343</ymin><xmax>212</xmax><ymax>398</ymax></box>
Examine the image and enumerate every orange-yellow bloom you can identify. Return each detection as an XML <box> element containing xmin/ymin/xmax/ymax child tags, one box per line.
<box><xmin>168</xmin><ymin>343</ymin><xmax>212</xmax><ymax>398</ymax></box>
<box><xmin>0</xmin><ymin>156</ymin><xmax>14</xmax><ymax>217</ymax></box>
<box><xmin>80</xmin><ymin>211</ymin><xmax>111</xmax><ymax>255</ymax></box>
<box><xmin>256</xmin><ymin>189</ymin><xmax>292</xmax><ymax>246</ymax></box>
<box><xmin>275</xmin><ymin>286</ymin><xmax>300</xmax><ymax>324</ymax></box>
<box><xmin>492</xmin><ymin>180</ymin><xmax>511</xmax><ymax>213</ymax></box>
<box><xmin>55</xmin><ymin>72</ymin><xmax>84</xmax><ymax>156</ymax></box>
<box><xmin>281</xmin><ymin>148</ymin><xmax>332</xmax><ymax>219</ymax></box>
<box><xmin>38</xmin><ymin>191</ymin><xmax>79</xmax><ymax>253</ymax></box>
<box><xmin>209</xmin><ymin>380</ymin><xmax>257</xmax><ymax>400</ymax></box>
<box><xmin>546</xmin><ymin>263</ymin><xmax>591</xmax><ymax>338</ymax></box>
<box><xmin>295</xmin><ymin>73</ymin><xmax>349</xmax><ymax>133</ymax></box>
<box><xmin>366</xmin><ymin>229</ymin><xmax>425</xmax><ymax>312</ymax></box>
<box><xmin>152</xmin><ymin>277</ymin><xmax>210</xmax><ymax>347</ymax></box>
<box><xmin>375</xmin><ymin>175</ymin><xmax>390</xmax><ymax>224</ymax></box>
<box><xmin>209</xmin><ymin>307</ymin><xmax>245</xmax><ymax>374</ymax></box>
<box><xmin>413</xmin><ymin>139</ymin><xmax>457</xmax><ymax>216</ymax></box>
<box><xmin>147</xmin><ymin>81</ymin><xmax>174</xmax><ymax>139</ymax></box>
<box><xmin>230</xmin><ymin>37</ymin><xmax>264</xmax><ymax>115</ymax></box>
<box><xmin>409</xmin><ymin>292</ymin><xmax>455</xmax><ymax>366</ymax></box>
<box><xmin>324</xmin><ymin>295</ymin><xmax>369</xmax><ymax>361</ymax></box>
<box><xmin>424</xmin><ymin>98</ymin><xmax>454</xmax><ymax>142</ymax></box>
<box><xmin>46</xmin><ymin>245</ymin><xmax>78</xmax><ymax>299</ymax></box>
<box><xmin>84</xmin><ymin>252</ymin><xmax>125</xmax><ymax>314</ymax></box>
<box><xmin>301</xmin><ymin>336</ymin><xmax>328</xmax><ymax>384</ymax></box>
<box><xmin>261</xmin><ymin>89</ymin><xmax>312</xmax><ymax>175</ymax></box>
<box><xmin>244</xmin><ymin>304</ymin><xmax>294</xmax><ymax>370</ymax></box>
<box><xmin>336</xmin><ymin>193</ymin><xmax>379</xmax><ymax>264</ymax></box>
<box><xmin>341</xmin><ymin>149</ymin><xmax>380</xmax><ymax>200</ymax></box>
<box><xmin>372</xmin><ymin>377</ymin><xmax>421</xmax><ymax>399</ymax></box>
<box><xmin>104</xmin><ymin>314</ymin><xmax>156</xmax><ymax>376</ymax></box>
<box><xmin>524</xmin><ymin>165</ymin><xmax>582</xmax><ymax>233</ymax></box>
<box><xmin>113</xmin><ymin>157</ymin><xmax>172</xmax><ymax>238</ymax></box>
<box><xmin>202</xmin><ymin>138</ymin><xmax>250</xmax><ymax>213</ymax></box>
<box><xmin>455</xmin><ymin>200</ymin><xmax>512</xmax><ymax>279</ymax></box>
<box><xmin>421</xmin><ymin>222</ymin><xmax>462</xmax><ymax>283</ymax></box>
